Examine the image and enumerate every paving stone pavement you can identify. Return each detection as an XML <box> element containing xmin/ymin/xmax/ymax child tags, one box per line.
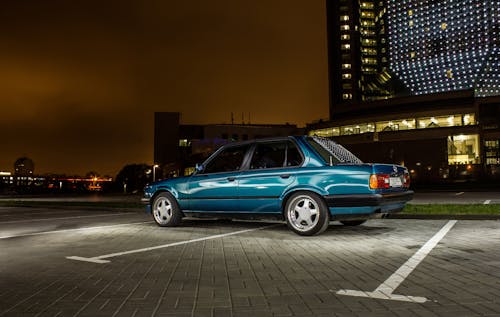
<box><xmin>1</xmin><ymin>209</ymin><xmax>500</xmax><ymax>316</ymax></box>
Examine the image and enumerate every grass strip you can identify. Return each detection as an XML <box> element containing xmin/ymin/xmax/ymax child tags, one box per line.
<box><xmin>403</xmin><ymin>204</ymin><xmax>500</xmax><ymax>215</ymax></box>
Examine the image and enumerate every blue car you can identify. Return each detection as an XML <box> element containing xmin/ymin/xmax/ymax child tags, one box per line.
<box><xmin>142</xmin><ymin>136</ymin><xmax>413</xmax><ymax>235</ymax></box>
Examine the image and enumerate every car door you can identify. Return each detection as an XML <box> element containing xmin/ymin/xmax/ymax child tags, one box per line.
<box><xmin>237</xmin><ymin>140</ymin><xmax>304</xmax><ymax>213</ymax></box>
<box><xmin>187</xmin><ymin>143</ymin><xmax>251</xmax><ymax>212</ymax></box>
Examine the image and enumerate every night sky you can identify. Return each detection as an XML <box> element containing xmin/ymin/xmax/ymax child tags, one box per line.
<box><xmin>0</xmin><ymin>0</ymin><xmax>328</xmax><ymax>177</ymax></box>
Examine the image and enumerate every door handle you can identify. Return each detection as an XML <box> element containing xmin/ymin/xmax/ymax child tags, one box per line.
<box><xmin>280</xmin><ymin>174</ymin><xmax>291</xmax><ymax>179</ymax></box>
<box><xmin>227</xmin><ymin>177</ymin><xmax>236</xmax><ymax>182</ymax></box>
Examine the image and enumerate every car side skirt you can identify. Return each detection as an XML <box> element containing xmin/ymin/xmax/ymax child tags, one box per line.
<box><xmin>183</xmin><ymin>211</ymin><xmax>284</xmax><ymax>221</ymax></box>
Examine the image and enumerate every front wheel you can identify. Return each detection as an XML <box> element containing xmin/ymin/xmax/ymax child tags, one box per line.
<box><xmin>152</xmin><ymin>192</ymin><xmax>182</xmax><ymax>227</ymax></box>
<box><xmin>285</xmin><ymin>192</ymin><xmax>330</xmax><ymax>236</ymax></box>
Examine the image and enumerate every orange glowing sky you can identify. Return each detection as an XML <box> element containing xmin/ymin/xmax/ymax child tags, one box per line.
<box><xmin>0</xmin><ymin>0</ymin><xmax>329</xmax><ymax>177</ymax></box>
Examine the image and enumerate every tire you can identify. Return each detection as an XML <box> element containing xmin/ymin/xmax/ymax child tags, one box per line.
<box><xmin>340</xmin><ymin>220</ymin><xmax>367</xmax><ymax>226</ymax></box>
<box><xmin>151</xmin><ymin>192</ymin><xmax>182</xmax><ymax>227</ymax></box>
<box><xmin>285</xmin><ymin>192</ymin><xmax>330</xmax><ymax>236</ymax></box>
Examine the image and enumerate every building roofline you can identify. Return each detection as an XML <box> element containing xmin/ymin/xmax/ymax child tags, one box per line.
<box><xmin>333</xmin><ymin>90</ymin><xmax>475</xmax><ymax>115</ymax></box>
<box><xmin>309</xmin><ymin>90</ymin><xmax>482</xmax><ymax>129</ymax></box>
<box><xmin>181</xmin><ymin>123</ymin><xmax>298</xmax><ymax>128</ymax></box>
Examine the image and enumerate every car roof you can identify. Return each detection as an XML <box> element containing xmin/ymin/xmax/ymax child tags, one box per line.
<box><xmin>220</xmin><ymin>136</ymin><xmax>300</xmax><ymax>148</ymax></box>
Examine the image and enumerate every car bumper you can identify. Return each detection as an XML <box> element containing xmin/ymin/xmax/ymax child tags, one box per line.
<box><xmin>325</xmin><ymin>190</ymin><xmax>414</xmax><ymax>208</ymax></box>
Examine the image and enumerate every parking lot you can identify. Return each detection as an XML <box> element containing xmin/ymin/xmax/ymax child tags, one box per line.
<box><xmin>1</xmin><ymin>206</ymin><xmax>500</xmax><ymax>316</ymax></box>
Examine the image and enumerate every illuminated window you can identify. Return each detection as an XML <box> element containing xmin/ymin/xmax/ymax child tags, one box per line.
<box><xmin>342</xmin><ymin>73</ymin><xmax>352</xmax><ymax>79</ymax></box>
<box><xmin>485</xmin><ymin>140</ymin><xmax>500</xmax><ymax>165</ymax></box>
<box><xmin>360</xmin><ymin>2</ymin><xmax>374</xmax><ymax>9</ymax></box>
<box><xmin>418</xmin><ymin>115</ymin><xmax>463</xmax><ymax>128</ymax></box>
<box><xmin>341</xmin><ymin>44</ymin><xmax>351</xmax><ymax>50</ymax></box>
<box><xmin>341</xmin><ymin>124</ymin><xmax>375</xmax><ymax>135</ymax></box>
<box><xmin>309</xmin><ymin>114</ymin><xmax>476</xmax><ymax>140</ymax></box>
<box><xmin>341</xmin><ymin>34</ymin><xmax>350</xmax><ymax>40</ymax></box>
<box><xmin>309</xmin><ymin>128</ymin><xmax>340</xmax><ymax>138</ymax></box>
<box><xmin>375</xmin><ymin>119</ymin><xmax>415</xmax><ymax>132</ymax></box>
<box><xmin>410</xmin><ymin>51</ymin><xmax>416</xmax><ymax>59</ymax></box>
<box><xmin>463</xmin><ymin>114</ymin><xmax>475</xmax><ymax>125</ymax></box>
<box><xmin>446</xmin><ymin>69</ymin><xmax>453</xmax><ymax>79</ymax></box>
<box><xmin>362</xmin><ymin>39</ymin><xmax>377</xmax><ymax>46</ymax></box>
<box><xmin>362</xmin><ymin>67</ymin><xmax>377</xmax><ymax>73</ymax></box>
<box><xmin>362</xmin><ymin>48</ymin><xmax>377</xmax><ymax>55</ymax></box>
<box><xmin>341</xmin><ymin>24</ymin><xmax>350</xmax><ymax>31</ymax></box>
<box><xmin>342</xmin><ymin>63</ymin><xmax>352</xmax><ymax>69</ymax></box>
<box><xmin>441</xmin><ymin>22</ymin><xmax>447</xmax><ymax>30</ymax></box>
<box><xmin>363</xmin><ymin>58</ymin><xmax>377</xmax><ymax>65</ymax></box>
<box><xmin>408</xmin><ymin>10</ymin><xmax>413</xmax><ymax>16</ymax></box>
<box><xmin>179</xmin><ymin>139</ymin><xmax>191</xmax><ymax>147</ymax></box>
<box><xmin>342</xmin><ymin>93</ymin><xmax>353</xmax><ymax>100</ymax></box>
<box><xmin>340</xmin><ymin>15</ymin><xmax>349</xmax><ymax>21</ymax></box>
<box><xmin>448</xmin><ymin>135</ymin><xmax>480</xmax><ymax>165</ymax></box>
<box><xmin>361</xmin><ymin>11</ymin><xmax>375</xmax><ymax>18</ymax></box>
<box><xmin>184</xmin><ymin>167</ymin><xmax>196</xmax><ymax>176</ymax></box>
<box><xmin>361</xmin><ymin>29</ymin><xmax>376</xmax><ymax>36</ymax></box>
<box><xmin>409</xmin><ymin>20</ymin><xmax>414</xmax><ymax>27</ymax></box>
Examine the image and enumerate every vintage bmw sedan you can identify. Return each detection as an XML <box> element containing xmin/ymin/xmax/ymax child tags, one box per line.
<box><xmin>142</xmin><ymin>136</ymin><xmax>413</xmax><ymax>235</ymax></box>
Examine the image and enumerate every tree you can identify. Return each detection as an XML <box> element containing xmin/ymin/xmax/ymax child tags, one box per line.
<box><xmin>115</xmin><ymin>164</ymin><xmax>151</xmax><ymax>194</ymax></box>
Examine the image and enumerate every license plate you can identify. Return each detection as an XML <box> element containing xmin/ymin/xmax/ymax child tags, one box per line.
<box><xmin>390</xmin><ymin>177</ymin><xmax>403</xmax><ymax>187</ymax></box>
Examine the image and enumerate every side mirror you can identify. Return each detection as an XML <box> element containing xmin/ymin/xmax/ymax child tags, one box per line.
<box><xmin>195</xmin><ymin>163</ymin><xmax>204</xmax><ymax>173</ymax></box>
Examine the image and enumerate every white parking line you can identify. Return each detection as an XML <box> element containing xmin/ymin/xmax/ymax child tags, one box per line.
<box><xmin>455</xmin><ymin>192</ymin><xmax>465</xmax><ymax>196</ymax></box>
<box><xmin>67</xmin><ymin>224</ymin><xmax>280</xmax><ymax>264</ymax></box>
<box><xmin>484</xmin><ymin>200</ymin><xmax>491</xmax><ymax>205</ymax></box>
<box><xmin>0</xmin><ymin>212</ymin><xmax>136</xmax><ymax>224</ymax></box>
<box><xmin>336</xmin><ymin>220</ymin><xmax>457</xmax><ymax>303</ymax></box>
<box><xmin>0</xmin><ymin>222</ymin><xmax>150</xmax><ymax>239</ymax></box>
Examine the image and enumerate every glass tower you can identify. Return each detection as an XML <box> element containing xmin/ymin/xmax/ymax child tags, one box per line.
<box><xmin>386</xmin><ymin>0</ymin><xmax>500</xmax><ymax>97</ymax></box>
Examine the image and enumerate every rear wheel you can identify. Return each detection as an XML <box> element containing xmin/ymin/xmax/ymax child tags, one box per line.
<box><xmin>340</xmin><ymin>220</ymin><xmax>367</xmax><ymax>226</ymax></box>
<box><xmin>152</xmin><ymin>192</ymin><xmax>182</xmax><ymax>227</ymax></box>
<box><xmin>285</xmin><ymin>192</ymin><xmax>330</xmax><ymax>236</ymax></box>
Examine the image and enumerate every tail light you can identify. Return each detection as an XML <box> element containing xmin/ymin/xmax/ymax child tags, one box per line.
<box><xmin>369</xmin><ymin>174</ymin><xmax>390</xmax><ymax>189</ymax></box>
<box><xmin>404</xmin><ymin>173</ymin><xmax>411</xmax><ymax>188</ymax></box>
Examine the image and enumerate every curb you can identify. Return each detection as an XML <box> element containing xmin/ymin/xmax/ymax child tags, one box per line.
<box><xmin>388</xmin><ymin>213</ymin><xmax>500</xmax><ymax>220</ymax></box>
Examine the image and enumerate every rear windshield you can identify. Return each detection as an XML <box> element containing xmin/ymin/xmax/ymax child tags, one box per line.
<box><xmin>305</xmin><ymin>136</ymin><xmax>362</xmax><ymax>165</ymax></box>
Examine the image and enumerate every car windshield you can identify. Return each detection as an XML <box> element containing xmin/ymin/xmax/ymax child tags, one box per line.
<box><xmin>306</xmin><ymin>136</ymin><xmax>363</xmax><ymax>165</ymax></box>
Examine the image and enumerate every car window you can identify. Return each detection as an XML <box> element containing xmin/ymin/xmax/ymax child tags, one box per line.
<box><xmin>250</xmin><ymin>141</ymin><xmax>302</xmax><ymax>169</ymax></box>
<box><xmin>306</xmin><ymin>136</ymin><xmax>362</xmax><ymax>164</ymax></box>
<box><xmin>286</xmin><ymin>141</ymin><xmax>303</xmax><ymax>167</ymax></box>
<box><xmin>203</xmin><ymin>144</ymin><xmax>250</xmax><ymax>174</ymax></box>
<box><xmin>306</xmin><ymin>138</ymin><xmax>341</xmax><ymax>165</ymax></box>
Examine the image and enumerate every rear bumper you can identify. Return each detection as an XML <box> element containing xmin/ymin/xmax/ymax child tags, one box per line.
<box><xmin>325</xmin><ymin>190</ymin><xmax>414</xmax><ymax>207</ymax></box>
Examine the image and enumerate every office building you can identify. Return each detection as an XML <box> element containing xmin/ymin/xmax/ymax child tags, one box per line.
<box><xmin>312</xmin><ymin>1</ymin><xmax>500</xmax><ymax>183</ymax></box>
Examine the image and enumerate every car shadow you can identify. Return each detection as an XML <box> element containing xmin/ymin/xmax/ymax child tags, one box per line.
<box><xmin>322</xmin><ymin>223</ymin><xmax>395</xmax><ymax>237</ymax></box>
<box><xmin>149</xmin><ymin>218</ymin><xmax>395</xmax><ymax>238</ymax></box>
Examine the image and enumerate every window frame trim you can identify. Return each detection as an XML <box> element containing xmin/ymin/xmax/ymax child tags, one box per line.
<box><xmin>245</xmin><ymin>139</ymin><xmax>305</xmax><ymax>171</ymax></box>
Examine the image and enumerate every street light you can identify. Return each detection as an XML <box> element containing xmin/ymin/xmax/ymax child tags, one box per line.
<box><xmin>152</xmin><ymin>164</ymin><xmax>159</xmax><ymax>182</ymax></box>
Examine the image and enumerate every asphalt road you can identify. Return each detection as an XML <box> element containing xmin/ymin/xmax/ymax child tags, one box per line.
<box><xmin>1</xmin><ymin>206</ymin><xmax>500</xmax><ymax>316</ymax></box>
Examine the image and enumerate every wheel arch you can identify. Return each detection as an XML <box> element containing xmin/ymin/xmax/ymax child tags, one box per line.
<box><xmin>152</xmin><ymin>186</ymin><xmax>179</xmax><ymax>200</ymax></box>
<box><xmin>151</xmin><ymin>187</ymin><xmax>185</xmax><ymax>216</ymax></box>
<box><xmin>280</xmin><ymin>187</ymin><xmax>328</xmax><ymax>215</ymax></box>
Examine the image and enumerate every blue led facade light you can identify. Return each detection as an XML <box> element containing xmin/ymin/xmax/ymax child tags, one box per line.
<box><xmin>386</xmin><ymin>0</ymin><xmax>499</xmax><ymax>97</ymax></box>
